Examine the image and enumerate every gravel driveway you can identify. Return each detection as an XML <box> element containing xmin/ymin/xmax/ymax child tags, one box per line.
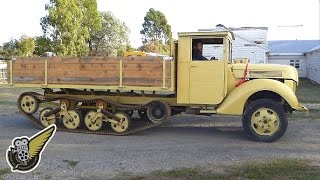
<box><xmin>0</xmin><ymin>104</ymin><xmax>319</xmax><ymax>180</ymax></box>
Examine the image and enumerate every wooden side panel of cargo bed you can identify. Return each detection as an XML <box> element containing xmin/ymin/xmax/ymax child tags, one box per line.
<box><xmin>47</xmin><ymin>57</ymin><xmax>119</xmax><ymax>85</ymax></box>
<box><xmin>12</xmin><ymin>58</ymin><xmax>45</xmax><ymax>84</ymax></box>
<box><xmin>122</xmin><ymin>58</ymin><xmax>171</xmax><ymax>86</ymax></box>
<box><xmin>12</xmin><ymin>57</ymin><xmax>172</xmax><ymax>88</ymax></box>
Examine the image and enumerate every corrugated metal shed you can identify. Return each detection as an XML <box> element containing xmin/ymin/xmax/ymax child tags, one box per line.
<box><xmin>268</xmin><ymin>40</ymin><xmax>320</xmax><ymax>54</ymax></box>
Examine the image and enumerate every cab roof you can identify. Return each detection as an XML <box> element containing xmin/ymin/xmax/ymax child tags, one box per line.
<box><xmin>178</xmin><ymin>31</ymin><xmax>235</xmax><ymax>40</ymax></box>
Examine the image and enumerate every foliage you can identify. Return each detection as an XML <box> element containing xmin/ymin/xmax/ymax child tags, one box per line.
<box><xmin>16</xmin><ymin>35</ymin><xmax>35</xmax><ymax>57</ymax></box>
<box><xmin>0</xmin><ymin>35</ymin><xmax>35</xmax><ymax>58</ymax></box>
<box><xmin>138</xmin><ymin>40</ymin><xmax>170</xmax><ymax>55</ymax></box>
<box><xmin>90</xmin><ymin>12</ymin><xmax>130</xmax><ymax>56</ymax></box>
<box><xmin>40</xmin><ymin>0</ymin><xmax>100</xmax><ymax>56</ymax></box>
<box><xmin>140</xmin><ymin>8</ymin><xmax>172</xmax><ymax>55</ymax></box>
<box><xmin>0</xmin><ymin>39</ymin><xmax>18</xmax><ymax>59</ymax></box>
<box><xmin>34</xmin><ymin>36</ymin><xmax>54</xmax><ymax>56</ymax></box>
<box><xmin>140</xmin><ymin>8</ymin><xmax>172</xmax><ymax>44</ymax></box>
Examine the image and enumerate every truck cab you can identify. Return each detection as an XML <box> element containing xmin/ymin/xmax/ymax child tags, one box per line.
<box><xmin>176</xmin><ymin>31</ymin><xmax>233</xmax><ymax>105</ymax></box>
<box><xmin>174</xmin><ymin>31</ymin><xmax>308</xmax><ymax>142</ymax></box>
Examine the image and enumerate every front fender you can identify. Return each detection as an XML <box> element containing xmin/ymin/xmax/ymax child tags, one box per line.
<box><xmin>217</xmin><ymin>79</ymin><xmax>300</xmax><ymax>115</ymax></box>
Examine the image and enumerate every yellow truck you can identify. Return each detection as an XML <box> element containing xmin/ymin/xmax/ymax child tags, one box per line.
<box><xmin>2</xmin><ymin>31</ymin><xmax>307</xmax><ymax>142</ymax></box>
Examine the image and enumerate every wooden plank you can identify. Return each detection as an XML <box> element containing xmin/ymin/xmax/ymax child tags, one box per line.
<box><xmin>48</xmin><ymin>63</ymin><xmax>118</xmax><ymax>71</ymax></box>
<box><xmin>13</xmin><ymin>70</ymin><xmax>44</xmax><ymax>76</ymax></box>
<box><xmin>123</xmin><ymin>78</ymin><xmax>163</xmax><ymax>86</ymax></box>
<box><xmin>14</xmin><ymin>76</ymin><xmax>44</xmax><ymax>83</ymax></box>
<box><xmin>123</xmin><ymin>71</ymin><xmax>170</xmax><ymax>78</ymax></box>
<box><xmin>48</xmin><ymin>70</ymin><xmax>118</xmax><ymax>78</ymax></box>
<box><xmin>48</xmin><ymin>77</ymin><xmax>119</xmax><ymax>85</ymax></box>
<box><xmin>14</xmin><ymin>59</ymin><xmax>46</xmax><ymax>64</ymax></box>
<box><xmin>13</xmin><ymin>64</ymin><xmax>45</xmax><ymax>70</ymax></box>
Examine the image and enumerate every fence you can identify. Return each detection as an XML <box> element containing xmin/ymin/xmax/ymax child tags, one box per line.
<box><xmin>0</xmin><ymin>68</ymin><xmax>8</xmax><ymax>83</ymax></box>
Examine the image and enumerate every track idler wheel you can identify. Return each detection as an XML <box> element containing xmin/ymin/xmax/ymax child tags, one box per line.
<box><xmin>61</xmin><ymin>110</ymin><xmax>82</xmax><ymax>130</ymax></box>
<box><xmin>110</xmin><ymin>112</ymin><xmax>131</xmax><ymax>133</ymax></box>
<box><xmin>39</xmin><ymin>108</ymin><xmax>57</xmax><ymax>127</ymax></box>
<box><xmin>146</xmin><ymin>101</ymin><xmax>171</xmax><ymax>124</ymax></box>
<box><xmin>18</xmin><ymin>94</ymin><xmax>39</xmax><ymax>114</ymax></box>
<box><xmin>84</xmin><ymin>111</ymin><xmax>103</xmax><ymax>131</ymax></box>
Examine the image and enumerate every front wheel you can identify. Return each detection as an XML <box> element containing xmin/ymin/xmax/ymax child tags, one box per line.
<box><xmin>242</xmin><ymin>99</ymin><xmax>288</xmax><ymax>142</ymax></box>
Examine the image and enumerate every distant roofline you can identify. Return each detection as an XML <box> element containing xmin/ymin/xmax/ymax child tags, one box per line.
<box><xmin>269</xmin><ymin>53</ymin><xmax>304</xmax><ymax>56</ymax></box>
<box><xmin>305</xmin><ymin>45</ymin><xmax>320</xmax><ymax>53</ymax></box>
<box><xmin>268</xmin><ymin>40</ymin><xmax>320</xmax><ymax>42</ymax></box>
<box><xmin>229</xmin><ymin>27</ymin><xmax>268</xmax><ymax>31</ymax></box>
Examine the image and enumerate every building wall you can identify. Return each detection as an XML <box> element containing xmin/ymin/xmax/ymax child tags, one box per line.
<box><xmin>198</xmin><ymin>27</ymin><xmax>268</xmax><ymax>64</ymax></box>
<box><xmin>231</xmin><ymin>28</ymin><xmax>268</xmax><ymax>64</ymax></box>
<box><xmin>267</xmin><ymin>55</ymin><xmax>307</xmax><ymax>77</ymax></box>
<box><xmin>306</xmin><ymin>50</ymin><xmax>320</xmax><ymax>83</ymax></box>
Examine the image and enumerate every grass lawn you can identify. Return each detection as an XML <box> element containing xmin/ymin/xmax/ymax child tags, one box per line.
<box><xmin>296</xmin><ymin>78</ymin><xmax>320</xmax><ymax>103</ymax></box>
<box><xmin>117</xmin><ymin>159</ymin><xmax>320</xmax><ymax>180</ymax></box>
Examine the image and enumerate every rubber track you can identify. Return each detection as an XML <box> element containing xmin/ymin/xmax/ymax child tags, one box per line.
<box><xmin>17</xmin><ymin>92</ymin><xmax>171</xmax><ymax>135</ymax></box>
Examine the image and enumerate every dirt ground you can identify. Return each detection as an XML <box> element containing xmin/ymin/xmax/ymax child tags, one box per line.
<box><xmin>0</xmin><ymin>87</ymin><xmax>319</xmax><ymax>179</ymax></box>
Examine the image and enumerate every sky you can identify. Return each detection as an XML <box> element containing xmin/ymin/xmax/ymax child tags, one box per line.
<box><xmin>0</xmin><ymin>0</ymin><xmax>319</xmax><ymax>48</ymax></box>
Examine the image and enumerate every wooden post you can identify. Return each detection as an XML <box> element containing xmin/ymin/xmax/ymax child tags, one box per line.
<box><xmin>119</xmin><ymin>59</ymin><xmax>123</xmax><ymax>87</ymax></box>
<box><xmin>162</xmin><ymin>60</ymin><xmax>166</xmax><ymax>88</ymax></box>
<box><xmin>9</xmin><ymin>60</ymin><xmax>13</xmax><ymax>85</ymax></box>
<box><xmin>44</xmin><ymin>59</ymin><xmax>48</xmax><ymax>86</ymax></box>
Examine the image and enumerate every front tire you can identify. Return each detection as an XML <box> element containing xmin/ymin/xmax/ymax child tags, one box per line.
<box><xmin>242</xmin><ymin>99</ymin><xmax>288</xmax><ymax>142</ymax></box>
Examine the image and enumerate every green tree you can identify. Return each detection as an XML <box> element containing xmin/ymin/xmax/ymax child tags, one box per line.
<box><xmin>138</xmin><ymin>40</ymin><xmax>169</xmax><ymax>54</ymax></box>
<box><xmin>40</xmin><ymin>0</ymin><xmax>100</xmax><ymax>56</ymax></box>
<box><xmin>90</xmin><ymin>12</ymin><xmax>130</xmax><ymax>56</ymax></box>
<box><xmin>0</xmin><ymin>39</ymin><xmax>18</xmax><ymax>59</ymax></box>
<box><xmin>34</xmin><ymin>36</ymin><xmax>53</xmax><ymax>56</ymax></box>
<box><xmin>16</xmin><ymin>35</ymin><xmax>35</xmax><ymax>57</ymax></box>
<box><xmin>140</xmin><ymin>8</ymin><xmax>172</xmax><ymax>44</ymax></box>
<box><xmin>140</xmin><ymin>8</ymin><xmax>172</xmax><ymax>55</ymax></box>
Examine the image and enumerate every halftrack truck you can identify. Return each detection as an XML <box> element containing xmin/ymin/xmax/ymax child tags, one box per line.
<box><xmin>1</xmin><ymin>31</ymin><xmax>308</xmax><ymax>142</ymax></box>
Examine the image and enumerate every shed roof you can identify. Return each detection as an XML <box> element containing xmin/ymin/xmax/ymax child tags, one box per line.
<box><xmin>268</xmin><ymin>40</ymin><xmax>320</xmax><ymax>53</ymax></box>
<box><xmin>305</xmin><ymin>45</ymin><xmax>320</xmax><ymax>53</ymax></box>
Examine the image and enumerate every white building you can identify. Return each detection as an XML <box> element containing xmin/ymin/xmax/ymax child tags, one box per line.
<box><xmin>305</xmin><ymin>45</ymin><xmax>320</xmax><ymax>83</ymax></box>
<box><xmin>229</xmin><ymin>27</ymin><xmax>268</xmax><ymax>64</ymax></box>
<box><xmin>199</xmin><ymin>25</ymin><xmax>269</xmax><ymax>63</ymax></box>
<box><xmin>267</xmin><ymin>40</ymin><xmax>320</xmax><ymax>78</ymax></box>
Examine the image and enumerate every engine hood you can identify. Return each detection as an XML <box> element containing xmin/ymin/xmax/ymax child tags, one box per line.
<box><xmin>231</xmin><ymin>63</ymin><xmax>299</xmax><ymax>83</ymax></box>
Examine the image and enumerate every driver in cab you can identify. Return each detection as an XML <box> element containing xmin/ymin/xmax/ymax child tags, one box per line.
<box><xmin>192</xmin><ymin>41</ymin><xmax>208</xmax><ymax>60</ymax></box>
<box><xmin>192</xmin><ymin>41</ymin><xmax>216</xmax><ymax>60</ymax></box>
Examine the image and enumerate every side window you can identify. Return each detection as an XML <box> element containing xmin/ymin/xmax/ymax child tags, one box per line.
<box><xmin>192</xmin><ymin>38</ymin><xmax>224</xmax><ymax>61</ymax></box>
<box><xmin>289</xmin><ymin>59</ymin><xmax>300</xmax><ymax>69</ymax></box>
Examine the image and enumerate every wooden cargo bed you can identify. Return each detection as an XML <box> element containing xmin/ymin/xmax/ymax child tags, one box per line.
<box><xmin>5</xmin><ymin>57</ymin><xmax>175</xmax><ymax>91</ymax></box>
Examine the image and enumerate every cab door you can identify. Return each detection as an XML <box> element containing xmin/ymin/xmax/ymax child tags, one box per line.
<box><xmin>189</xmin><ymin>60</ymin><xmax>225</xmax><ymax>104</ymax></box>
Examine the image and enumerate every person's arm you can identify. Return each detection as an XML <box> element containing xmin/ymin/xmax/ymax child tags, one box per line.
<box><xmin>193</xmin><ymin>51</ymin><xmax>208</xmax><ymax>60</ymax></box>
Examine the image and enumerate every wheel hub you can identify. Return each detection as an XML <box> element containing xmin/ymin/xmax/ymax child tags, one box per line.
<box><xmin>146</xmin><ymin>101</ymin><xmax>170</xmax><ymax>124</ymax></box>
<box><xmin>110</xmin><ymin>112</ymin><xmax>130</xmax><ymax>133</ymax></box>
<box><xmin>251</xmin><ymin>108</ymin><xmax>280</xmax><ymax>136</ymax></box>
<box><xmin>20</xmin><ymin>95</ymin><xmax>39</xmax><ymax>114</ymax></box>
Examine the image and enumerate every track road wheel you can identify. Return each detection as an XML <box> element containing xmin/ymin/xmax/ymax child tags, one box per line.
<box><xmin>147</xmin><ymin>101</ymin><xmax>170</xmax><ymax>124</ymax></box>
<box><xmin>19</xmin><ymin>94</ymin><xmax>39</xmax><ymax>114</ymax></box>
<box><xmin>39</xmin><ymin>108</ymin><xmax>57</xmax><ymax>127</ymax></box>
<box><xmin>84</xmin><ymin>111</ymin><xmax>103</xmax><ymax>131</ymax></box>
<box><xmin>62</xmin><ymin>110</ymin><xmax>81</xmax><ymax>130</ymax></box>
<box><xmin>242</xmin><ymin>99</ymin><xmax>288</xmax><ymax>142</ymax></box>
<box><xmin>110</xmin><ymin>112</ymin><xmax>131</xmax><ymax>133</ymax></box>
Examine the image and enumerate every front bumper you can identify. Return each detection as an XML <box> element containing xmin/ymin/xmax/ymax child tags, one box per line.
<box><xmin>296</xmin><ymin>103</ymin><xmax>309</xmax><ymax>111</ymax></box>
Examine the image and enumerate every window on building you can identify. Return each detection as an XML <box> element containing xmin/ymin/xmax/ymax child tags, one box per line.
<box><xmin>289</xmin><ymin>60</ymin><xmax>300</xmax><ymax>69</ymax></box>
